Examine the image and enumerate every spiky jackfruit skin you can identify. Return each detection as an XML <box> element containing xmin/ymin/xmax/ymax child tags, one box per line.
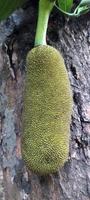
<box><xmin>21</xmin><ymin>45</ymin><xmax>73</xmax><ymax>175</ymax></box>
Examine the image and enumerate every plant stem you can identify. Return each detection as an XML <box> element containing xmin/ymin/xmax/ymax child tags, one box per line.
<box><xmin>34</xmin><ymin>0</ymin><xmax>55</xmax><ymax>46</ymax></box>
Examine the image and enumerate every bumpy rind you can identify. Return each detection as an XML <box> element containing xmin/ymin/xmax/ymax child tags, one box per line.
<box><xmin>21</xmin><ymin>45</ymin><xmax>73</xmax><ymax>174</ymax></box>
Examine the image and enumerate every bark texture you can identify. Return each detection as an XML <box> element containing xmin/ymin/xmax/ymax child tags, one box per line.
<box><xmin>0</xmin><ymin>1</ymin><xmax>90</xmax><ymax>200</ymax></box>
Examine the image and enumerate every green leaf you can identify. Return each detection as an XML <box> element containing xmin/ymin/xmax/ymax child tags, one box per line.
<box><xmin>73</xmin><ymin>0</ymin><xmax>90</xmax><ymax>16</ymax></box>
<box><xmin>75</xmin><ymin>5</ymin><xmax>89</xmax><ymax>16</ymax></box>
<box><xmin>0</xmin><ymin>0</ymin><xmax>26</xmax><ymax>21</ymax></box>
<box><xmin>55</xmin><ymin>0</ymin><xmax>90</xmax><ymax>17</ymax></box>
<box><xmin>79</xmin><ymin>0</ymin><xmax>90</xmax><ymax>6</ymax></box>
<box><xmin>57</xmin><ymin>0</ymin><xmax>73</xmax><ymax>12</ymax></box>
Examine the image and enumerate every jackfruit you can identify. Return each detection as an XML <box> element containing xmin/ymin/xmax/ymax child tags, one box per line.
<box><xmin>21</xmin><ymin>45</ymin><xmax>73</xmax><ymax>175</ymax></box>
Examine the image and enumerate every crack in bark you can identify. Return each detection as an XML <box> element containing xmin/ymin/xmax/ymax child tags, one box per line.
<box><xmin>2</xmin><ymin>42</ymin><xmax>16</xmax><ymax>80</ymax></box>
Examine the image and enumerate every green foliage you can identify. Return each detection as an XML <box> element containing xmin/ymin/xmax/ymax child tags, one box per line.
<box><xmin>57</xmin><ymin>0</ymin><xmax>73</xmax><ymax>12</ymax></box>
<box><xmin>0</xmin><ymin>0</ymin><xmax>25</xmax><ymax>20</ymax></box>
<box><xmin>56</xmin><ymin>0</ymin><xmax>90</xmax><ymax>16</ymax></box>
<box><xmin>0</xmin><ymin>0</ymin><xmax>90</xmax><ymax>21</ymax></box>
<box><xmin>74</xmin><ymin>0</ymin><xmax>90</xmax><ymax>16</ymax></box>
<box><xmin>21</xmin><ymin>45</ymin><xmax>73</xmax><ymax>174</ymax></box>
<box><xmin>79</xmin><ymin>0</ymin><xmax>90</xmax><ymax>6</ymax></box>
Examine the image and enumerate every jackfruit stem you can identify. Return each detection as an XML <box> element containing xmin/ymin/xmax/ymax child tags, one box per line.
<box><xmin>35</xmin><ymin>0</ymin><xmax>55</xmax><ymax>46</ymax></box>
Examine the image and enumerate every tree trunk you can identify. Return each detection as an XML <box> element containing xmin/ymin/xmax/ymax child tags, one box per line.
<box><xmin>0</xmin><ymin>1</ymin><xmax>90</xmax><ymax>200</ymax></box>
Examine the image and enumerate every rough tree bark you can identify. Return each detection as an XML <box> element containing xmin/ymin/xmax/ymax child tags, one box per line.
<box><xmin>0</xmin><ymin>1</ymin><xmax>90</xmax><ymax>200</ymax></box>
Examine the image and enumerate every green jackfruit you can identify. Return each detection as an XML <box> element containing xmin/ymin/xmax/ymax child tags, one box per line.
<box><xmin>21</xmin><ymin>45</ymin><xmax>73</xmax><ymax>175</ymax></box>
